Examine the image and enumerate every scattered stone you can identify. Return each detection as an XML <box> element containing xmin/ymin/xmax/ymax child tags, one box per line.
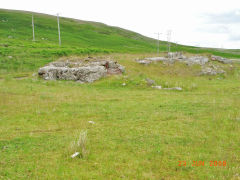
<box><xmin>136</xmin><ymin>57</ymin><xmax>168</xmax><ymax>65</ymax></box>
<box><xmin>122</xmin><ymin>83</ymin><xmax>126</xmax><ymax>86</ymax></box>
<box><xmin>136</xmin><ymin>59</ymin><xmax>152</xmax><ymax>65</ymax></box>
<box><xmin>152</xmin><ymin>85</ymin><xmax>162</xmax><ymax>89</ymax></box>
<box><xmin>163</xmin><ymin>87</ymin><xmax>182</xmax><ymax>91</ymax></box>
<box><xmin>211</xmin><ymin>55</ymin><xmax>232</xmax><ymax>64</ymax></box>
<box><xmin>185</xmin><ymin>56</ymin><xmax>208</xmax><ymax>65</ymax></box>
<box><xmin>71</xmin><ymin>152</ymin><xmax>80</xmax><ymax>158</ymax></box>
<box><xmin>88</xmin><ymin>121</ymin><xmax>95</xmax><ymax>124</ymax></box>
<box><xmin>152</xmin><ymin>85</ymin><xmax>182</xmax><ymax>91</ymax></box>
<box><xmin>38</xmin><ymin>58</ymin><xmax>125</xmax><ymax>83</ymax></box>
<box><xmin>145</xmin><ymin>78</ymin><xmax>155</xmax><ymax>86</ymax></box>
<box><xmin>145</xmin><ymin>57</ymin><xmax>168</xmax><ymax>61</ymax></box>
<box><xmin>201</xmin><ymin>65</ymin><xmax>225</xmax><ymax>75</ymax></box>
<box><xmin>8</xmin><ymin>56</ymin><xmax>13</xmax><ymax>59</ymax></box>
<box><xmin>136</xmin><ymin>53</ymin><xmax>231</xmax><ymax>76</ymax></box>
<box><xmin>136</xmin><ymin>53</ymin><xmax>208</xmax><ymax>65</ymax></box>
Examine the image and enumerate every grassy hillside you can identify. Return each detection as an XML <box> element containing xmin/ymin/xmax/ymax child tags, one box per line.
<box><xmin>1</xmin><ymin>9</ymin><xmax>240</xmax><ymax>179</ymax></box>
<box><xmin>1</xmin><ymin>8</ymin><xmax>240</xmax><ymax>74</ymax></box>
<box><xmin>0</xmin><ymin>9</ymin><xmax>157</xmax><ymax>73</ymax></box>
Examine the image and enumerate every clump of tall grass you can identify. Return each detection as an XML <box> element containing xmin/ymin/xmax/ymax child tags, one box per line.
<box><xmin>70</xmin><ymin>130</ymin><xmax>88</xmax><ymax>158</ymax></box>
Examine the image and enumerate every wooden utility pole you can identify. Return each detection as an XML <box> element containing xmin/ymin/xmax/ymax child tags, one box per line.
<box><xmin>57</xmin><ymin>13</ymin><xmax>61</xmax><ymax>46</ymax></box>
<box><xmin>32</xmin><ymin>14</ymin><xmax>35</xmax><ymax>41</ymax></box>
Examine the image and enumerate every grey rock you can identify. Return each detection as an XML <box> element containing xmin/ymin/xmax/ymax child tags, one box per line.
<box><xmin>152</xmin><ymin>85</ymin><xmax>182</xmax><ymax>91</ymax></box>
<box><xmin>107</xmin><ymin>61</ymin><xmax>125</xmax><ymax>74</ymax></box>
<box><xmin>185</xmin><ymin>56</ymin><xmax>209</xmax><ymax>65</ymax></box>
<box><xmin>108</xmin><ymin>61</ymin><xmax>118</xmax><ymax>68</ymax></box>
<box><xmin>71</xmin><ymin>152</ymin><xmax>80</xmax><ymax>158</ymax></box>
<box><xmin>145</xmin><ymin>57</ymin><xmax>168</xmax><ymax>61</ymax></box>
<box><xmin>118</xmin><ymin>65</ymin><xmax>125</xmax><ymax>73</ymax></box>
<box><xmin>38</xmin><ymin>60</ymin><xmax>124</xmax><ymax>83</ymax></box>
<box><xmin>163</xmin><ymin>87</ymin><xmax>182</xmax><ymax>91</ymax></box>
<box><xmin>201</xmin><ymin>65</ymin><xmax>225</xmax><ymax>75</ymax></box>
<box><xmin>136</xmin><ymin>57</ymin><xmax>168</xmax><ymax>65</ymax></box>
<box><xmin>137</xmin><ymin>53</ymin><xmax>208</xmax><ymax>66</ymax></box>
<box><xmin>211</xmin><ymin>55</ymin><xmax>232</xmax><ymax>64</ymax></box>
<box><xmin>136</xmin><ymin>59</ymin><xmax>152</xmax><ymax>65</ymax></box>
<box><xmin>152</xmin><ymin>85</ymin><xmax>162</xmax><ymax>89</ymax></box>
<box><xmin>145</xmin><ymin>78</ymin><xmax>155</xmax><ymax>86</ymax></box>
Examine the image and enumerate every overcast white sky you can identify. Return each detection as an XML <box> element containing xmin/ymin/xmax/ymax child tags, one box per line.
<box><xmin>1</xmin><ymin>0</ymin><xmax>240</xmax><ymax>49</ymax></box>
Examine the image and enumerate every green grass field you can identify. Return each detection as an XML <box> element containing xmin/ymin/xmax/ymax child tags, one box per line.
<box><xmin>1</xmin><ymin>9</ymin><xmax>240</xmax><ymax>179</ymax></box>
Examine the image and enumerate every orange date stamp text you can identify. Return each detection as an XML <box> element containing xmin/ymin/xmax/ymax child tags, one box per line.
<box><xmin>178</xmin><ymin>161</ymin><xmax>227</xmax><ymax>167</ymax></box>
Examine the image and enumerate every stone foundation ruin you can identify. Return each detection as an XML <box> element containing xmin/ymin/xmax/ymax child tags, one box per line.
<box><xmin>136</xmin><ymin>52</ymin><xmax>232</xmax><ymax>75</ymax></box>
<box><xmin>38</xmin><ymin>57</ymin><xmax>125</xmax><ymax>83</ymax></box>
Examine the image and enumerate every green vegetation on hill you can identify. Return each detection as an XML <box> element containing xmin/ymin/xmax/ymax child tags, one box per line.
<box><xmin>0</xmin><ymin>9</ymin><xmax>156</xmax><ymax>73</ymax></box>
<box><xmin>0</xmin><ymin>8</ymin><xmax>240</xmax><ymax>73</ymax></box>
<box><xmin>1</xmin><ymin>9</ymin><xmax>240</xmax><ymax>180</ymax></box>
